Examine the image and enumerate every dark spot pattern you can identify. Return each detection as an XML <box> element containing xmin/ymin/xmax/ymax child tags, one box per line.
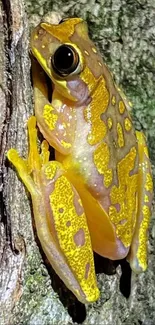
<box><xmin>74</xmin><ymin>228</ymin><xmax>85</xmax><ymax>247</ymax></box>
<box><xmin>85</xmin><ymin>262</ymin><xmax>90</xmax><ymax>279</ymax></box>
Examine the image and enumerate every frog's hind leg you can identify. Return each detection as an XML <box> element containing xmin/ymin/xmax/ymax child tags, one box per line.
<box><xmin>7</xmin><ymin>117</ymin><xmax>99</xmax><ymax>304</ymax></box>
<box><xmin>127</xmin><ymin>131</ymin><xmax>153</xmax><ymax>273</ymax></box>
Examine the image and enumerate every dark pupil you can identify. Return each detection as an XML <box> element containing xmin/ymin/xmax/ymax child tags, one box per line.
<box><xmin>52</xmin><ymin>45</ymin><xmax>77</xmax><ymax>76</ymax></box>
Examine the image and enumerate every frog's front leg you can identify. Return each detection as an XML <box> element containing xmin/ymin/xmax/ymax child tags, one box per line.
<box><xmin>31</xmin><ymin>58</ymin><xmax>76</xmax><ymax>156</ymax></box>
<box><xmin>7</xmin><ymin>117</ymin><xmax>99</xmax><ymax>303</ymax></box>
<box><xmin>128</xmin><ymin>131</ymin><xmax>153</xmax><ymax>273</ymax></box>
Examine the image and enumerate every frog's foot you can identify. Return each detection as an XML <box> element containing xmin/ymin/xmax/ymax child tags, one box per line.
<box><xmin>7</xmin><ymin>116</ymin><xmax>99</xmax><ymax>303</ymax></box>
<box><xmin>127</xmin><ymin>131</ymin><xmax>153</xmax><ymax>273</ymax></box>
<box><xmin>7</xmin><ymin>116</ymin><xmax>46</xmax><ymax>197</ymax></box>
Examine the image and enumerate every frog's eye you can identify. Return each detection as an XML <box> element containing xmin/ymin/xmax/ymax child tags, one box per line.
<box><xmin>51</xmin><ymin>45</ymin><xmax>79</xmax><ymax>77</ymax></box>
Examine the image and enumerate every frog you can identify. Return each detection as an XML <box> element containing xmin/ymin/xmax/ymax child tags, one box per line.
<box><xmin>7</xmin><ymin>17</ymin><xmax>153</xmax><ymax>304</ymax></box>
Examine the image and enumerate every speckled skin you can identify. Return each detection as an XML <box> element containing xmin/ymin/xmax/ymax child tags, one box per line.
<box><xmin>7</xmin><ymin>18</ymin><xmax>153</xmax><ymax>303</ymax></box>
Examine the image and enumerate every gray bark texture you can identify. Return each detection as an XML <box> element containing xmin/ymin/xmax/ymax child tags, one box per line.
<box><xmin>0</xmin><ymin>0</ymin><xmax>155</xmax><ymax>324</ymax></box>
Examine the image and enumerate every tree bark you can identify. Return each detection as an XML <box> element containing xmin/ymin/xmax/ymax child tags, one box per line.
<box><xmin>0</xmin><ymin>0</ymin><xmax>32</xmax><ymax>323</ymax></box>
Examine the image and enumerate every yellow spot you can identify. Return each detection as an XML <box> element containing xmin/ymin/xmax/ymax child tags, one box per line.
<box><xmin>109</xmin><ymin>147</ymin><xmax>138</xmax><ymax>247</ymax></box>
<box><xmin>92</xmin><ymin>47</ymin><xmax>97</xmax><ymax>53</ymax></box>
<box><xmin>84</xmin><ymin>50</ymin><xmax>89</xmax><ymax>56</ymax></box>
<box><xmin>42</xmin><ymin>44</ymin><xmax>45</xmax><ymax>48</ymax></box>
<box><xmin>62</xmin><ymin>122</ymin><xmax>67</xmax><ymax>128</ymax></box>
<box><xmin>107</xmin><ymin>117</ymin><xmax>113</xmax><ymax>130</ymax></box>
<box><xmin>119</xmin><ymin>101</ymin><xmax>125</xmax><ymax>114</ymax></box>
<box><xmin>94</xmin><ymin>143</ymin><xmax>113</xmax><ymax>188</ymax></box>
<box><xmin>124</xmin><ymin>117</ymin><xmax>132</xmax><ymax>131</ymax></box>
<box><xmin>50</xmin><ymin>175</ymin><xmax>99</xmax><ymax>301</ymax></box>
<box><xmin>98</xmin><ymin>61</ymin><xmax>102</xmax><ymax>67</ymax></box>
<box><xmin>117</xmin><ymin>123</ymin><xmax>124</xmax><ymax>147</ymax></box>
<box><xmin>83</xmin><ymin>75</ymin><xmax>109</xmax><ymax>145</ymax></box>
<box><xmin>61</xmin><ymin>140</ymin><xmax>72</xmax><ymax>149</ymax></box>
<box><xmin>145</xmin><ymin>173</ymin><xmax>153</xmax><ymax>192</ymax></box>
<box><xmin>144</xmin><ymin>146</ymin><xmax>149</xmax><ymax>158</ymax></box>
<box><xmin>129</xmin><ymin>101</ymin><xmax>133</xmax><ymax>107</ymax></box>
<box><xmin>81</xmin><ymin>65</ymin><xmax>97</xmax><ymax>93</ymax></box>
<box><xmin>45</xmin><ymin>162</ymin><xmax>58</xmax><ymax>180</ymax></box>
<box><xmin>113</xmin><ymin>140</ymin><xmax>117</xmax><ymax>148</ymax></box>
<box><xmin>137</xmin><ymin>205</ymin><xmax>151</xmax><ymax>270</ymax></box>
<box><xmin>43</xmin><ymin>104</ymin><xmax>58</xmax><ymax>130</ymax></box>
<box><xmin>111</xmin><ymin>96</ymin><xmax>116</xmax><ymax>105</ymax></box>
<box><xmin>144</xmin><ymin>195</ymin><xmax>149</xmax><ymax>203</ymax></box>
<box><xmin>41</xmin><ymin>18</ymin><xmax>83</xmax><ymax>43</ymax></box>
<box><xmin>34</xmin><ymin>34</ymin><xmax>38</xmax><ymax>40</ymax></box>
<box><xmin>136</xmin><ymin>130</ymin><xmax>146</xmax><ymax>144</ymax></box>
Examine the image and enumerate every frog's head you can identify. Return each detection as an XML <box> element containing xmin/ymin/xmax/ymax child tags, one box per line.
<box><xmin>31</xmin><ymin>18</ymin><xmax>104</xmax><ymax>106</ymax></box>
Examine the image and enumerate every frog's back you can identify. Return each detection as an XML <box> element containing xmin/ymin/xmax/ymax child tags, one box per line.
<box><xmin>58</xmin><ymin>20</ymin><xmax>139</xmax><ymax>259</ymax></box>
<box><xmin>70</xmin><ymin>78</ymin><xmax>138</xmax><ymax>259</ymax></box>
<box><xmin>36</xmin><ymin>18</ymin><xmax>139</xmax><ymax>260</ymax></box>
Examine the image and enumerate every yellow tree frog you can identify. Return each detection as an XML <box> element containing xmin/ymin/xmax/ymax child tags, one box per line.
<box><xmin>7</xmin><ymin>18</ymin><xmax>153</xmax><ymax>304</ymax></box>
